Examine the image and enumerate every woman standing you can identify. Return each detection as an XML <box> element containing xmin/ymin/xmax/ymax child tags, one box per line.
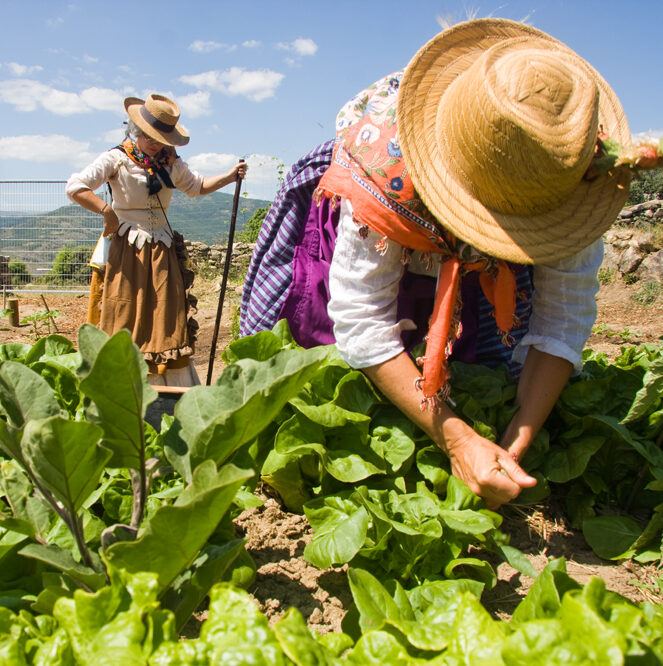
<box><xmin>67</xmin><ymin>94</ymin><xmax>246</xmax><ymax>386</ymax></box>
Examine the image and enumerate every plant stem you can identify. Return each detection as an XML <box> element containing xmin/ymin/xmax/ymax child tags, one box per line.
<box><xmin>130</xmin><ymin>428</ymin><xmax>148</xmax><ymax>529</ymax></box>
<box><xmin>40</xmin><ymin>295</ymin><xmax>59</xmax><ymax>332</ymax></box>
<box><xmin>34</xmin><ymin>480</ymin><xmax>98</xmax><ymax>571</ymax></box>
<box><xmin>68</xmin><ymin>510</ymin><xmax>97</xmax><ymax>571</ymax></box>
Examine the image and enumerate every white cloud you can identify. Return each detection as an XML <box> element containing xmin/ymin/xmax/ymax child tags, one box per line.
<box><xmin>187</xmin><ymin>152</ymin><xmax>283</xmax><ymax>199</ymax></box>
<box><xmin>6</xmin><ymin>62</ymin><xmax>44</xmax><ymax>77</ymax></box>
<box><xmin>633</xmin><ymin>130</ymin><xmax>663</xmax><ymax>141</ymax></box>
<box><xmin>243</xmin><ymin>153</ymin><xmax>287</xmax><ymax>183</ymax></box>
<box><xmin>276</xmin><ymin>37</ymin><xmax>318</xmax><ymax>57</ymax></box>
<box><xmin>187</xmin><ymin>152</ymin><xmax>239</xmax><ymax>174</ymax></box>
<box><xmin>46</xmin><ymin>17</ymin><xmax>64</xmax><ymax>27</ymax></box>
<box><xmin>83</xmin><ymin>55</ymin><xmax>100</xmax><ymax>64</ymax></box>
<box><xmin>79</xmin><ymin>87</ymin><xmax>125</xmax><ymax>112</ymax></box>
<box><xmin>291</xmin><ymin>38</ymin><xmax>318</xmax><ymax>56</ymax></box>
<box><xmin>179</xmin><ymin>67</ymin><xmax>284</xmax><ymax>102</ymax></box>
<box><xmin>102</xmin><ymin>128</ymin><xmax>126</xmax><ymax>144</ymax></box>
<box><xmin>176</xmin><ymin>90</ymin><xmax>212</xmax><ymax>118</ymax></box>
<box><xmin>242</xmin><ymin>40</ymin><xmax>261</xmax><ymax>48</ymax></box>
<box><xmin>0</xmin><ymin>134</ymin><xmax>95</xmax><ymax>165</ymax></box>
<box><xmin>0</xmin><ymin>79</ymin><xmax>127</xmax><ymax>115</ymax></box>
<box><xmin>189</xmin><ymin>40</ymin><xmax>237</xmax><ymax>53</ymax></box>
<box><xmin>41</xmin><ymin>88</ymin><xmax>90</xmax><ymax>114</ymax></box>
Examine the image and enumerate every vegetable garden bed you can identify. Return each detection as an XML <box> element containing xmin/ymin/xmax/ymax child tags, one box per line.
<box><xmin>0</xmin><ymin>317</ymin><xmax>661</xmax><ymax>663</ymax></box>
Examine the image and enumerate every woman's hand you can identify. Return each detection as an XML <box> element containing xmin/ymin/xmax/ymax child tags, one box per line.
<box><xmin>499</xmin><ymin>348</ymin><xmax>574</xmax><ymax>464</ymax></box>
<box><xmin>362</xmin><ymin>352</ymin><xmax>537</xmax><ymax>509</ymax></box>
<box><xmin>444</xmin><ymin>427</ymin><xmax>537</xmax><ymax>510</ymax></box>
<box><xmin>234</xmin><ymin>161</ymin><xmax>248</xmax><ymax>180</ymax></box>
<box><xmin>102</xmin><ymin>207</ymin><xmax>119</xmax><ymax>236</ymax></box>
<box><xmin>199</xmin><ymin>162</ymin><xmax>248</xmax><ymax>195</ymax></box>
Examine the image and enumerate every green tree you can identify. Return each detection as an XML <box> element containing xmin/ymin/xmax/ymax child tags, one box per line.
<box><xmin>7</xmin><ymin>259</ymin><xmax>30</xmax><ymax>285</ymax></box>
<box><xmin>238</xmin><ymin>206</ymin><xmax>269</xmax><ymax>243</ymax></box>
<box><xmin>51</xmin><ymin>245</ymin><xmax>93</xmax><ymax>284</ymax></box>
<box><xmin>626</xmin><ymin>169</ymin><xmax>663</xmax><ymax>205</ymax></box>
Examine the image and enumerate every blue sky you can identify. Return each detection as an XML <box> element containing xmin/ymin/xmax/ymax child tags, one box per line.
<box><xmin>1</xmin><ymin>0</ymin><xmax>662</xmax><ymax>202</ymax></box>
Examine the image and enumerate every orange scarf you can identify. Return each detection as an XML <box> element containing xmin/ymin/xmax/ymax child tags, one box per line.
<box><xmin>316</xmin><ymin>72</ymin><xmax>518</xmax><ymax>407</ymax></box>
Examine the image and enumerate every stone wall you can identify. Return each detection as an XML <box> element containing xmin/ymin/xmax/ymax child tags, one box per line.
<box><xmin>604</xmin><ymin>201</ymin><xmax>663</xmax><ymax>283</ymax></box>
<box><xmin>184</xmin><ymin>240</ymin><xmax>255</xmax><ymax>273</ymax></box>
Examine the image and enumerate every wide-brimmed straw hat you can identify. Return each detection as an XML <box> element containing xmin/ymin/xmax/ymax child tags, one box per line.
<box><xmin>397</xmin><ymin>18</ymin><xmax>631</xmax><ymax>264</ymax></box>
<box><xmin>124</xmin><ymin>94</ymin><xmax>190</xmax><ymax>147</ymax></box>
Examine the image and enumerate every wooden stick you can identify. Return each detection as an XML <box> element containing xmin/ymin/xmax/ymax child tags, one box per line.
<box><xmin>206</xmin><ymin>159</ymin><xmax>245</xmax><ymax>385</ymax></box>
<box><xmin>40</xmin><ymin>294</ymin><xmax>59</xmax><ymax>332</ymax></box>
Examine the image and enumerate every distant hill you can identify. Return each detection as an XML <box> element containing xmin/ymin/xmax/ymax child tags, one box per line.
<box><xmin>166</xmin><ymin>190</ymin><xmax>272</xmax><ymax>244</ymax></box>
<box><xmin>0</xmin><ymin>190</ymin><xmax>272</xmax><ymax>271</ymax></box>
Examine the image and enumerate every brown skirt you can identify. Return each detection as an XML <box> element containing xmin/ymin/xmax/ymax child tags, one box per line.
<box><xmin>92</xmin><ymin>234</ymin><xmax>194</xmax><ymax>368</ymax></box>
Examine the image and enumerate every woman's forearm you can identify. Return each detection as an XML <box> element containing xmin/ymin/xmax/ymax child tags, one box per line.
<box><xmin>70</xmin><ymin>189</ymin><xmax>108</xmax><ymax>215</ymax></box>
<box><xmin>70</xmin><ymin>189</ymin><xmax>118</xmax><ymax>235</ymax></box>
<box><xmin>199</xmin><ymin>162</ymin><xmax>247</xmax><ymax>195</ymax></box>
<box><xmin>501</xmin><ymin>347</ymin><xmax>573</xmax><ymax>460</ymax></box>
<box><xmin>362</xmin><ymin>352</ymin><xmax>470</xmax><ymax>448</ymax></box>
<box><xmin>199</xmin><ymin>171</ymin><xmax>238</xmax><ymax>195</ymax></box>
<box><xmin>363</xmin><ymin>351</ymin><xmax>537</xmax><ymax>508</ymax></box>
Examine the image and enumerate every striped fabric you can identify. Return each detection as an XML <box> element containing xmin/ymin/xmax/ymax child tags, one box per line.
<box><xmin>239</xmin><ymin>140</ymin><xmax>335</xmax><ymax>337</ymax></box>
<box><xmin>474</xmin><ymin>267</ymin><xmax>533</xmax><ymax>376</ymax></box>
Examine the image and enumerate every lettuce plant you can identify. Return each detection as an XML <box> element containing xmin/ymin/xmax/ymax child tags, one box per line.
<box><xmin>0</xmin><ymin>324</ymin><xmax>328</xmax><ymax>631</ymax></box>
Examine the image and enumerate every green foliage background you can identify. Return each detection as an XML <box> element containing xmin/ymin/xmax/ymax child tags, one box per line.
<box><xmin>627</xmin><ymin>170</ymin><xmax>663</xmax><ymax>205</ymax></box>
<box><xmin>238</xmin><ymin>206</ymin><xmax>268</xmax><ymax>243</ymax></box>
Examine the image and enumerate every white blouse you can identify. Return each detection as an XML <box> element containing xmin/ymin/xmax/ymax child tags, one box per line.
<box><xmin>65</xmin><ymin>148</ymin><xmax>204</xmax><ymax>249</ymax></box>
<box><xmin>328</xmin><ymin>200</ymin><xmax>602</xmax><ymax>373</ymax></box>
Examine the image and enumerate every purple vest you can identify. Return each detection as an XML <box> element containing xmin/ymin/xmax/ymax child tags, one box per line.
<box><xmin>240</xmin><ymin>141</ymin><xmax>533</xmax><ymax>375</ymax></box>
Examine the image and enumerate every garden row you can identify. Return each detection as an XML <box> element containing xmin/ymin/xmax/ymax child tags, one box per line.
<box><xmin>0</xmin><ymin>322</ymin><xmax>660</xmax><ymax>663</ymax></box>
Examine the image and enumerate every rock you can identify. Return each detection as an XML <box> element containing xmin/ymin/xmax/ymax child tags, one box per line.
<box><xmin>602</xmin><ymin>228</ymin><xmax>660</xmax><ymax>276</ymax></box>
<box><xmin>618</xmin><ymin>245</ymin><xmax>646</xmax><ymax>274</ymax></box>
<box><xmin>636</xmin><ymin>250</ymin><xmax>663</xmax><ymax>284</ymax></box>
<box><xmin>601</xmin><ymin>243</ymin><xmax>620</xmax><ymax>271</ymax></box>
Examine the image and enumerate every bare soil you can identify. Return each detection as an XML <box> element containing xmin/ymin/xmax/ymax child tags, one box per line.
<box><xmin>1</xmin><ymin>274</ymin><xmax>661</xmax><ymax>634</ymax></box>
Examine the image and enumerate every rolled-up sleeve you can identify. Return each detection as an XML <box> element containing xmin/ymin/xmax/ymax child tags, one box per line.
<box><xmin>171</xmin><ymin>158</ymin><xmax>204</xmax><ymax>197</ymax></box>
<box><xmin>512</xmin><ymin>239</ymin><xmax>603</xmax><ymax>371</ymax></box>
<box><xmin>65</xmin><ymin>150</ymin><xmax>120</xmax><ymax>199</ymax></box>
<box><xmin>328</xmin><ymin>200</ymin><xmax>415</xmax><ymax>368</ymax></box>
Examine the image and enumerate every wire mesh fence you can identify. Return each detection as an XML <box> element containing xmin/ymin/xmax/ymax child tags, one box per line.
<box><xmin>0</xmin><ymin>181</ymin><xmax>108</xmax><ymax>294</ymax></box>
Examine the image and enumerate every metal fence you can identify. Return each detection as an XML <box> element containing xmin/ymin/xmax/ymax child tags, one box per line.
<box><xmin>0</xmin><ymin>181</ymin><xmax>109</xmax><ymax>294</ymax></box>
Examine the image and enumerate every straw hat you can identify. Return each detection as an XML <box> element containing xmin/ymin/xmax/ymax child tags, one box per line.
<box><xmin>397</xmin><ymin>18</ymin><xmax>631</xmax><ymax>264</ymax></box>
<box><xmin>124</xmin><ymin>94</ymin><xmax>190</xmax><ymax>147</ymax></box>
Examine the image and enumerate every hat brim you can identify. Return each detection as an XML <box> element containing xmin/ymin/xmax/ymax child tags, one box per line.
<box><xmin>124</xmin><ymin>97</ymin><xmax>190</xmax><ymax>147</ymax></box>
<box><xmin>397</xmin><ymin>19</ymin><xmax>631</xmax><ymax>264</ymax></box>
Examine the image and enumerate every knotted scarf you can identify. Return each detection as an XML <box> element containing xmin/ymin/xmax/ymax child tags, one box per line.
<box><xmin>316</xmin><ymin>72</ymin><xmax>519</xmax><ymax>408</ymax></box>
<box><xmin>117</xmin><ymin>140</ymin><xmax>177</xmax><ymax>195</ymax></box>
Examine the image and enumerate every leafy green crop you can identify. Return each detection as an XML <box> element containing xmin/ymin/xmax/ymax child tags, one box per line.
<box><xmin>0</xmin><ymin>321</ymin><xmax>660</xmax><ymax>664</ymax></box>
<box><xmin>223</xmin><ymin>323</ymin><xmax>663</xmax><ymax>573</ymax></box>
<box><xmin>1</xmin><ymin>561</ymin><xmax>660</xmax><ymax>664</ymax></box>
<box><xmin>0</xmin><ymin>324</ymin><xmax>328</xmax><ymax>636</ymax></box>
